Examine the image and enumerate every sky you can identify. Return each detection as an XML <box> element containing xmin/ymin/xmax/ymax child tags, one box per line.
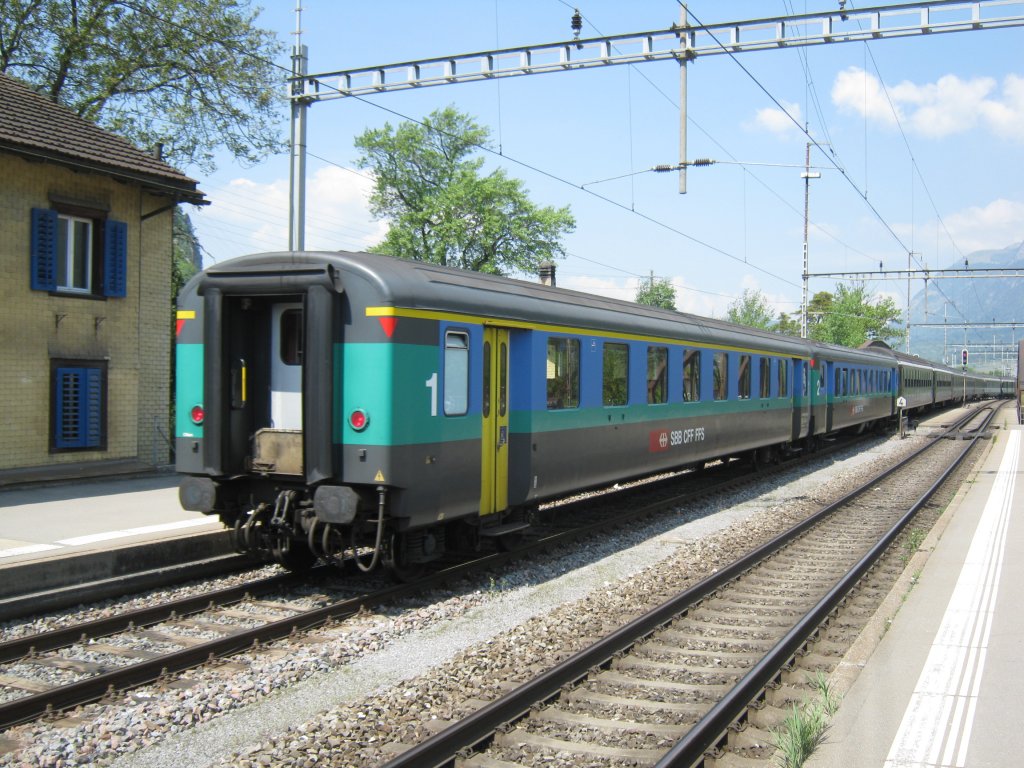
<box><xmin>187</xmin><ymin>0</ymin><xmax>1024</xmax><ymax>331</ymax></box>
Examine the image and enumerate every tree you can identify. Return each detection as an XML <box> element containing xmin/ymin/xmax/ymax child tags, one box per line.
<box><xmin>725</xmin><ymin>288</ymin><xmax>775</xmax><ymax>330</ymax></box>
<box><xmin>0</xmin><ymin>0</ymin><xmax>284</xmax><ymax>171</ymax></box>
<box><xmin>775</xmin><ymin>312</ymin><xmax>801</xmax><ymax>337</ymax></box>
<box><xmin>810</xmin><ymin>284</ymin><xmax>904</xmax><ymax>347</ymax></box>
<box><xmin>172</xmin><ymin>209</ymin><xmax>200</xmax><ymax>301</ymax></box>
<box><xmin>355</xmin><ymin>106</ymin><xmax>575</xmax><ymax>275</ymax></box>
<box><xmin>635</xmin><ymin>276</ymin><xmax>677</xmax><ymax>310</ymax></box>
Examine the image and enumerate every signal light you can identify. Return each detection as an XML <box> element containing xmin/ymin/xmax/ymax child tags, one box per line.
<box><xmin>190</xmin><ymin>405</ymin><xmax>205</xmax><ymax>425</ymax></box>
<box><xmin>349</xmin><ymin>409</ymin><xmax>369</xmax><ymax>431</ymax></box>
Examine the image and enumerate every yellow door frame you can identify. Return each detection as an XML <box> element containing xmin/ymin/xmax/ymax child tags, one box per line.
<box><xmin>480</xmin><ymin>327</ymin><xmax>510</xmax><ymax>516</ymax></box>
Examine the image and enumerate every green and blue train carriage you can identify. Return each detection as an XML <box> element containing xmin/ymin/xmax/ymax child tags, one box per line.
<box><xmin>173</xmin><ymin>250</ymin><xmax>974</xmax><ymax>572</ymax></box>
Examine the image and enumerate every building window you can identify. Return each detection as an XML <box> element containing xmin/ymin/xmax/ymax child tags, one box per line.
<box><xmin>683</xmin><ymin>349</ymin><xmax>701</xmax><ymax>402</ymax></box>
<box><xmin>51</xmin><ymin>360</ymin><xmax>107</xmax><ymax>452</ymax></box>
<box><xmin>603</xmin><ymin>342</ymin><xmax>629</xmax><ymax>406</ymax></box>
<box><xmin>547</xmin><ymin>337</ymin><xmax>580</xmax><ymax>409</ymax></box>
<box><xmin>30</xmin><ymin>207</ymin><xmax>127</xmax><ymax>297</ymax></box>
<box><xmin>647</xmin><ymin>346</ymin><xmax>667</xmax><ymax>404</ymax></box>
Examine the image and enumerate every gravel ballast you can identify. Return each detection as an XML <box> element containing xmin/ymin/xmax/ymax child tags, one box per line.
<box><xmin>0</xmin><ymin>431</ymin><xmax>934</xmax><ymax>768</ymax></box>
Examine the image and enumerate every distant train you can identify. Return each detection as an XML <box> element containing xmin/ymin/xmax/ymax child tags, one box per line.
<box><xmin>174</xmin><ymin>251</ymin><xmax>1012</xmax><ymax>572</ymax></box>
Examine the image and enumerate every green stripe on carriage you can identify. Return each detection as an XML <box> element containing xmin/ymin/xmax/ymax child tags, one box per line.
<box><xmin>511</xmin><ymin>397</ymin><xmax>795</xmax><ymax>432</ymax></box>
<box><xmin>175</xmin><ymin>343</ymin><xmax>204</xmax><ymax>438</ymax></box>
<box><xmin>339</xmin><ymin>343</ymin><xmax>481</xmax><ymax>446</ymax></box>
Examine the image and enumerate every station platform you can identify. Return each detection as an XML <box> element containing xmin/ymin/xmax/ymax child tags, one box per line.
<box><xmin>0</xmin><ymin>473</ymin><xmax>236</xmax><ymax>618</ymax></box>
<box><xmin>809</xmin><ymin>406</ymin><xmax>1022</xmax><ymax>768</ymax></box>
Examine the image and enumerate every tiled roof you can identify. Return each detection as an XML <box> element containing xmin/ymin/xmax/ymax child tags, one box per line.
<box><xmin>0</xmin><ymin>72</ymin><xmax>204</xmax><ymax>204</ymax></box>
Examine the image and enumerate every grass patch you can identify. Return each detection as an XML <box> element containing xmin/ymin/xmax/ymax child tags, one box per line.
<box><xmin>770</xmin><ymin>672</ymin><xmax>841</xmax><ymax>767</ymax></box>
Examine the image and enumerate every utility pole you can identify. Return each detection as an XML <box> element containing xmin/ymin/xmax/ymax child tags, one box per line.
<box><xmin>800</xmin><ymin>141</ymin><xmax>819</xmax><ymax>339</ymax></box>
<box><xmin>678</xmin><ymin>4</ymin><xmax>688</xmax><ymax>195</ymax></box>
<box><xmin>289</xmin><ymin>0</ymin><xmax>308</xmax><ymax>252</ymax></box>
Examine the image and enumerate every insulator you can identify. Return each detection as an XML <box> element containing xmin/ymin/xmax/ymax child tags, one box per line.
<box><xmin>571</xmin><ymin>9</ymin><xmax>582</xmax><ymax>38</ymax></box>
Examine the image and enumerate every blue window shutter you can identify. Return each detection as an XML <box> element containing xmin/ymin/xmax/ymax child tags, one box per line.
<box><xmin>30</xmin><ymin>208</ymin><xmax>58</xmax><ymax>291</ymax></box>
<box><xmin>55</xmin><ymin>367</ymin><xmax>84</xmax><ymax>449</ymax></box>
<box><xmin>83</xmin><ymin>367</ymin><xmax>103</xmax><ymax>447</ymax></box>
<box><xmin>103</xmin><ymin>220</ymin><xmax>128</xmax><ymax>297</ymax></box>
<box><xmin>54</xmin><ymin>366</ymin><xmax>104</xmax><ymax>449</ymax></box>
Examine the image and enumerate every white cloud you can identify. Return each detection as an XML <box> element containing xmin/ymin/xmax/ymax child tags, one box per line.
<box><xmin>942</xmin><ymin>198</ymin><xmax>1024</xmax><ymax>254</ymax></box>
<box><xmin>750</xmin><ymin>100</ymin><xmax>803</xmax><ymax>136</ymax></box>
<box><xmin>193</xmin><ymin>165</ymin><xmax>386</xmax><ymax>266</ymax></box>
<box><xmin>831</xmin><ymin>67</ymin><xmax>1024</xmax><ymax>141</ymax></box>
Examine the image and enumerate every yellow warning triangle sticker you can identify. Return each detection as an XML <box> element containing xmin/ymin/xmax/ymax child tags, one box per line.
<box><xmin>374</xmin><ymin>470</ymin><xmax>386</xmax><ymax>482</ymax></box>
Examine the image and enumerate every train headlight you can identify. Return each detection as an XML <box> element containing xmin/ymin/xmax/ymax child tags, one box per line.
<box><xmin>190</xmin><ymin>405</ymin><xmax>205</xmax><ymax>425</ymax></box>
<box><xmin>349</xmin><ymin>409</ymin><xmax>369</xmax><ymax>431</ymax></box>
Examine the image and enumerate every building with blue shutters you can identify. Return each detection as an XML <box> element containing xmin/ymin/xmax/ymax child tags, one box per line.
<box><xmin>0</xmin><ymin>72</ymin><xmax>205</xmax><ymax>481</ymax></box>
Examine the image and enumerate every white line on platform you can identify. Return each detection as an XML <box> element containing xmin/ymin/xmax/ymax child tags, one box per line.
<box><xmin>55</xmin><ymin>517</ymin><xmax>218</xmax><ymax>547</ymax></box>
<box><xmin>0</xmin><ymin>543</ymin><xmax>63</xmax><ymax>560</ymax></box>
<box><xmin>884</xmin><ymin>429</ymin><xmax>1019</xmax><ymax>768</ymax></box>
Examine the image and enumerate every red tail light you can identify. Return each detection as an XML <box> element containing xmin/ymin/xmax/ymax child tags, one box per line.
<box><xmin>190</xmin><ymin>405</ymin><xmax>205</xmax><ymax>425</ymax></box>
<box><xmin>349</xmin><ymin>409</ymin><xmax>368</xmax><ymax>431</ymax></box>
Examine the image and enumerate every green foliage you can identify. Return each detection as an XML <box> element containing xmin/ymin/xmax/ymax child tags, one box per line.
<box><xmin>775</xmin><ymin>311</ymin><xmax>802</xmax><ymax>337</ymax></box>
<box><xmin>771</xmin><ymin>674</ymin><xmax>841</xmax><ymax>768</ymax></box>
<box><xmin>635</xmin><ymin>277</ymin><xmax>677</xmax><ymax>310</ymax></box>
<box><xmin>726</xmin><ymin>288</ymin><xmax>776</xmax><ymax>330</ymax></box>
<box><xmin>810</xmin><ymin>284</ymin><xmax>904</xmax><ymax>348</ymax></box>
<box><xmin>172</xmin><ymin>208</ymin><xmax>200</xmax><ymax>302</ymax></box>
<box><xmin>355</xmin><ymin>106</ymin><xmax>575</xmax><ymax>275</ymax></box>
<box><xmin>0</xmin><ymin>0</ymin><xmax>284</xmax><ymax>171</ymax></box>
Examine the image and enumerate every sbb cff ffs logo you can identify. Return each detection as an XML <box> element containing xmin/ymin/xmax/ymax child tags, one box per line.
<box><xmin>649</xmin><ymin>427</ymin><xmax>706</xmax><ymax>452</ymax></box>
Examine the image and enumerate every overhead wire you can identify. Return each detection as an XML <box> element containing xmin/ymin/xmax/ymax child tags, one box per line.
<box><xmin>678</xmin><ymin>1</ymin><xmax>916</xmax><ymax>265</ymax></box>
<box><xmin>124</xmin><ymin>0</ymin><xmax>802</xmax><ymax>290</ymax></box>
<box><xmin>843</xmin><ymin>1</ymin><xmax>967</xmax><ymax>322</ymax></box>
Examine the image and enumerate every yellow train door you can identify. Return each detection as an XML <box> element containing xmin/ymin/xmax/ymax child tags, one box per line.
<box><xmin>480</xmin><ymin>327</ymin><xmax>510</xmax><ymax>516</ymax></box>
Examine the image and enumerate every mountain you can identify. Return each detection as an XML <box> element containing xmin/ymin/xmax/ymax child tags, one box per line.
<box><xmin>907</xmin><ymin>241</ymin><xmax>1023</xmax><ymax>374</ymax></box>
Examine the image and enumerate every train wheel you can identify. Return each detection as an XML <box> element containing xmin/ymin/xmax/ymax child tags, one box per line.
<box><xmin>271</xmin><ymin>535</ymin><xmax>317</xmax><ymax>571</ymax></box>
<box><xmin>383</xmin><ymin>531</ymin><xmax>425</xmax><ymax>583</ymax></box>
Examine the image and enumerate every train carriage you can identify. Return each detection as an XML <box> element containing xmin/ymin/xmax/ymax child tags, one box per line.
<box><xmin>175</xmin><ymin>250</ymin><xmax>1011</xmax><ymax>572</ymax></box>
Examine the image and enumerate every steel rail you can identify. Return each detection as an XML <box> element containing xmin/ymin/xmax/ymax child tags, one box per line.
<box><xmin>0</xmin><ymin>570</ymin><xmax>305</xmax><ymax>663</ymax></box>
<box><xmin>656</xmin><ymin>403</ymin><xmax>1000</xmax><ymax>766</ymax></box>
<box><xmin>0</xmin><ymin>415</ymin><xmax>956</xmax><ymax>730</ymax></box>
<box><xmin>380</xmin><ymin>403</ymin><xmax>999</xmax><ymax>768</ymax></box>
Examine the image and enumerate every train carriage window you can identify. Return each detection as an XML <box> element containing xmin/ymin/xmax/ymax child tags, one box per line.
<box><xmin>603</xmin><ymin>343</ymin><xmax>629</xmax><ymax>406</ymax></box>
<box><xmin>713</xmin><ymin>352</ymin><xmax>728</xmax><ymax>401</ymax></box>
<box><xmin>760</xmin><ymin>358</ymin><xmax>771</xmax><ymax>399</ymax></box>
<box><xmin>444</xmin><ymin>331</ymin><xmax>469</xmax><ymax>416</ymax></box>
<box><xmin>842</xmin><ymin>369</ymin><xmax>848</xmax><ymax>396</ymax></box>
<box><xmin>647</xmin><ymin>347</ymin><xmax>668</xmax><ymax>404</ymax></box>
<box><xmin>738</xmin><ymin>355</ymin><xmax>751</xmax><ymax>400</ymax></box>
<box><xmin>835</xmin><ymin>368</ymin><xmax>842</xmax><ymax>397</ymax></box>
<box><xmin>683</xmin><ymin>349</ymin><xmax>701</xmax><ymax>402</ymax></box>
<box><xmin>280</xmin><ymin>309</ymin><xmax>303</xmax><ymax>366</ymax></box>
<box><xmin>778</xmin><ymin>360</ymin><xmax>788</xmax><ymax>398</ymax></box>
<box><xmin>546</xmin><ymin>337</ymin><xmax>580</xmax><ymax>410</ymax></box>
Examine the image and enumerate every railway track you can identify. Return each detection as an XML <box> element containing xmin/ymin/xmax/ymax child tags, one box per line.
<box><xmin>379</xmin><ymin>403</ymin><xmax>1001</xmax><ymax>768</ymax></box>
<box><xmin>0</xmin><ymin>427</ymin><xmax>883</xmax><ymax>730</ymax></box>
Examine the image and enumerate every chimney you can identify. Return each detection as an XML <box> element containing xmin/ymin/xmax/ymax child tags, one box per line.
<box><xmin>539</xmin><ymin>261</ymin><xmax>556</xmax><ymax>287</ymax></box>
